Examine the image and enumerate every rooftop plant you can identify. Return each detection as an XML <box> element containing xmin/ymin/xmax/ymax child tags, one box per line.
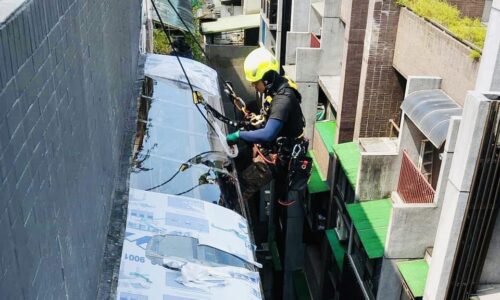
<box><xmin>153</xmin><ymin>28</ymin><xmax>172</xmax><ymax>55</ymax></box>
<box><xmin>396</xmin><ymin>0</ymin><xmax>486</xmax><ymax>50</ymax></box>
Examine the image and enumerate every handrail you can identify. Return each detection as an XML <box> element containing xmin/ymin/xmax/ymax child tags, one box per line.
<box><xmin>397</xmin><ymin>151</ymin><xmax>435</xmax><ymax>204</ymax></box>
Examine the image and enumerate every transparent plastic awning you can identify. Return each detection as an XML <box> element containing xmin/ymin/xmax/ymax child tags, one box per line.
<box><xmin>401</xmin><ymin>89</ymin><xmax>462</xmax><ymax>148</ymax></box>
<box><xmin>118</xmin><ymin>54</ymin><xmax>262</xmax><ymax>299</ymax></box>
<box><xmin>152</xmin><ymin>0</ymin><xmax>194</xmax><ymax>32</ymax></box>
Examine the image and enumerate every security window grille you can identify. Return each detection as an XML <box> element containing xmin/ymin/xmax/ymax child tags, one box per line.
<box><xmin>348</xmin><ymin>228</ymin><xmax>383</xmax><ymax>300</ymax></box>
<box><xmin>335</xmin><ymin>211</ymin><xmax>348</xmax><ymax>241</ymax></box>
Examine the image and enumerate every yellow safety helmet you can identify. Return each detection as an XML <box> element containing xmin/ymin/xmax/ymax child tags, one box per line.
<box><xmin>243</xmin><ymin>47</ymin><xmax>279</xmax><ymax>82</ymax></box>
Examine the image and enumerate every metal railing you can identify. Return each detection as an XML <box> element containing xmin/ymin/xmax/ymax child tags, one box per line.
<box><xmin>397</xmin><ymin>151</ymin><xmax>435</xmax><ymax>204</ymax></box>
<box><xmin>262</xmin><ymin>0</ymin><xmax>277</xmax><ymax>25</ymax></box>
<box><xmin>310</xmin><ymin>33</ymin><xmax>321</xmax><ymax>48</ymax></box>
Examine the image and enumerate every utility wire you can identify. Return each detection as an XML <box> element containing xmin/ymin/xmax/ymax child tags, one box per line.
<box><xmin>160</xmin><ymin>0</ymin><xmax>240</xmax><ymax>96</ymax></box>
<box><xmin>150</xmin><ymin>0</ymin><xmax>216</xmax><ymax>132</ymax></box>
<box><xmin>145</xmin><ymin>150</ymin><xmax>220</xmax><ymax>191</ymax></box>
<box><xmin>175</xmin><ymin>184</ymin><xmax>203</xmax><ymax>196</ymax></box>
<box><xmin>146</xmin><ymin>168</ymin><xmax>181</xmax><ymax>191</ymax></box>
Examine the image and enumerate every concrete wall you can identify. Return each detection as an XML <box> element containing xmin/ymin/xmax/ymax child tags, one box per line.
<box><xmin>298</xmin><ymin>81</ymin><xmax>320</xmax><ymax>141</ymax></box>
<box><xmin>205</xmin><ymin>45</ymin><xmax>258</xmax><ymax>111</ymax></box>
<box><xmin>357</xmin><ymin>152</ymin><xmax>399</xmax><ymax>201</ymax></box>
<box><xmin>399</xmin><ymin>116</ymin><xmax>426</xmax><ymax>165</ymax></box>
<box><xmin>291</xmin><ymin>0</ymin><xmax>311</xmax><ymax>32</ymax></box>
<box><xmin>340</xmin><ymin>0</ymin><xmax>350</xmax><ymax>23</ymax></box>
<box><xmin>318</xmin><ymin>1</ymin><xmax>344</xmax><ymax>77</ymax></box>
<box><xmin>386</xmin><ymin>194</ymin><xmax>438</xmax><ymax>259</ymax></box>
<box><xmin>476</xmin><ymin>0</ymin><xmax>500</xmax><ymax>92</ymax></box>
<box><xmin>404</xmin><ymin>76</ymin><xmax>442</xmax><ymax>96</ymax></box>
<box><xmin>393</xmin><ymin>8</ymin><xmax>480</xmax><ymax>106</ymax></box>
<box><xmin>309</xmin><ymin>1</ymin><xmax>322</xmax><ymax>36</ymax></box>
<box><xmin>448</xmin><ymin>0</ymin><xmax>485</xmax><ymax>18</ymax></box>
<box><xmin>243</xmin><ymin>0</ymin><xmax>260</xmax><ymax>14</ymax></box>
<box><xmin>285</xmin><ymin>32</ymin><xmax>310</xmax><ymax>65</ymax></box>
<box><xmin>424</xmin><ymin>92</ymin><xmax>491</xmax><ymax>300</ymax></box>
<box><xmin>354</xmin><ymin>0</ymin><xmax>404</xmax><ymax>139</ymax></box>
<box><xmin>0</xmin><ymin>0</ymin><xmax>141</xmax><ymax>298</ymax></box>
<box><xmin>376</xmin><ymin>258</ymin><xmax>403</xmax><ymax>300</ymax></box>
<box><xmin>483</xmin><ymin>0</ymin><xmax>494</xmax><ymax>22</ymax></box>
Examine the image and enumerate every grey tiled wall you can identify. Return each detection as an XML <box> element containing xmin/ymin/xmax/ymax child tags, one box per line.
<box><xmin>0</xmin><ymin>0</ymin><xmax>142</xmax><ymax>298</ymax></box>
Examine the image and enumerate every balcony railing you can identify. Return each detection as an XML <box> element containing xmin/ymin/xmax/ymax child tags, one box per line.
<box><xmin>397</xmin><ymin>151</ymin><xmax>435</xmax><ymax>204</ymax></box>
<box><xmin>310</xmin><ymin>33</ymin><xmax>320</xmax><ymax>48</ymax></box>
<box><xmin>262</xmin><ymin>0</ymin><xmax>277</xmax><ymax>25</ymax></box>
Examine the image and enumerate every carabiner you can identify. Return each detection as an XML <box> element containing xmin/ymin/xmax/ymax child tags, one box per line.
<box><xmin>233</xmin><ymin>96</ymin><xmax>248</xmax><ymax>114</ymax></box>
<box><xmin>291</xmin><ymin>144</ymin><xmax>301</xmax><ymax>158</ymax></box>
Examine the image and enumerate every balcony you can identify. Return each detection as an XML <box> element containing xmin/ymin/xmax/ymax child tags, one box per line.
<box><xmin>396</xmin><ymin>151</ymin><xmax>436</xmax><ymax>204</ymax></box>
<box><xmin>310</xmin><ymin>33</ymin><xmax>321</xmax><ymax>48</ymax></box>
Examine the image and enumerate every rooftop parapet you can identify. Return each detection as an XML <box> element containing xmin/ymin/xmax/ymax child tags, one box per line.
<box><xmin>393</xmin><ymin>8</ymin><xmax>481</xmax><ymax>105</ymax></box>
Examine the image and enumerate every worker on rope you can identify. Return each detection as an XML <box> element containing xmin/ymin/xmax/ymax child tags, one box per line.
<box><xmin>226</xmin><ymin>47</ymin><xmax>311</xmax><ymax>205</ymax></box>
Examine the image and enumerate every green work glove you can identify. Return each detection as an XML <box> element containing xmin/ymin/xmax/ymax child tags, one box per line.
<box><xmin>226</xmin><ymin>131</ymin><xmax>240</xmax><ymax>145</ymax></box>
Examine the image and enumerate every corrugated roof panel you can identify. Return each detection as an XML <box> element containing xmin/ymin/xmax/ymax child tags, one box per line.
<box><xmin>346</xmin><ymin>199</ymin><xmax>392</xmax><ymax>259</ymax></box>
<box><xmin>153</xmin><ymin>0</ymin><xmax>194</xmax><ymax>32</ymax></box>
<box><xmin>307</xmin><ymin>150</ymin><xmax>329</xmax><ymax>194</ymax></box>
<box><xmin>315</xmin><ymin>120</ymin><xmax>336</xmax><ymax>154</ymax></box>
<box><xmin>332</xmin><ymin>142</ymin><xmax>361</xmax><ymax>188</ymax></box>
<box><xmin>401</xmin><ymin>89</ymin><xmax>462</xmax><ymax>148</ymax></box>
<box><xmin>397</xmin><ymin>259</ymin><xmax>429</xmax><ymax>298</ymax></box>
<box><xmin>325</xmin><ymin>229</ymin><xmax>346</xmax><ymax>271</ymax></box>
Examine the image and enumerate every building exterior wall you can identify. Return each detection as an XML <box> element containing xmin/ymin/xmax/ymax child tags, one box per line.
<box><xmin>243</xmin><ymin>0</ymin><xmax>260</xmax><ymax>14</ymax></box>
<box><xmin>357</xmin><ymin>153</ymin><xmax>399</xmax><ymax>201</ymax></box>
<box><xmin>0</xmin><ymin>0</ymin><xmax>141</xmax><ymax>298</ymax></box>
<box><xmin>354</xmin><ymin>0</ymin><xmax>404</xmax><ymax>139</ymax></box>
<box><xmin>448</xmin><ymin>0</ymin><xmax>486</xmax><ymax>18</ymax></box>
<box><xmin>205</xmin><ymin>45</ymin><xmax>258</xmax><ymax>111</ymax></box>
<box><xmin>376</xmin><ymin>258</ymin><xmax>402</xmax><ymax>300</ymax></box>
<box><xmin>290</xmin><ymin>0</ymin><xmax>310</xmax><ymax>32</ymax></box>
<box><xmin>480</xmin><ymin>214</ymin><xmax>500</xmax><ymax>284</ymax></box>
<box><xmin>424</xmin><ymin>92</ymin><xmax>491</xmax><ymax>300</ymax></box>
<box><xmin>476</xmin><ymin>0</ymin><xmax>500</xmax><ymax>92</ymax></box>
<box><xmin>336</xmin><ymin>0</ymin><xmax>369</xmax><ymax>142</ymax></box>
<box><xmin>393</xmin><ymin>8</ymin><xmax>480</xmax><ymax>106</ymax></box>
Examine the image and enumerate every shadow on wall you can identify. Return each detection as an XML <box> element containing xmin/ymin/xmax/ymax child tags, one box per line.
<box><xmin>205</xmin><ymin>45</ymin><xmax>259</xmax><ymax>117</ymax></box>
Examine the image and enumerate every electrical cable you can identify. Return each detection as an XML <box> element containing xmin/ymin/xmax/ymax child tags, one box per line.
<box><xmin>160</xmin><ymin>0</ymin><xmax>251</xmax><ymax>116</ymax></box>
<box><xmin>175</xmin><ymin>184</ymin><xmax>203</xmax><ymax>196</ymax></box>
<box><xmin>150</xmin><ymin>0</ymin><xmax>216</xmax><ymax>132</ymax></box>
<box><xmin>145</xmin><ymin>168</ymin><xmax>181</xmax><ymax>191</ymax></box>
<box><xmin>145</xmin><ymin>150</ymin><xmax>220</xmax><ymax>191</ymax></box>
